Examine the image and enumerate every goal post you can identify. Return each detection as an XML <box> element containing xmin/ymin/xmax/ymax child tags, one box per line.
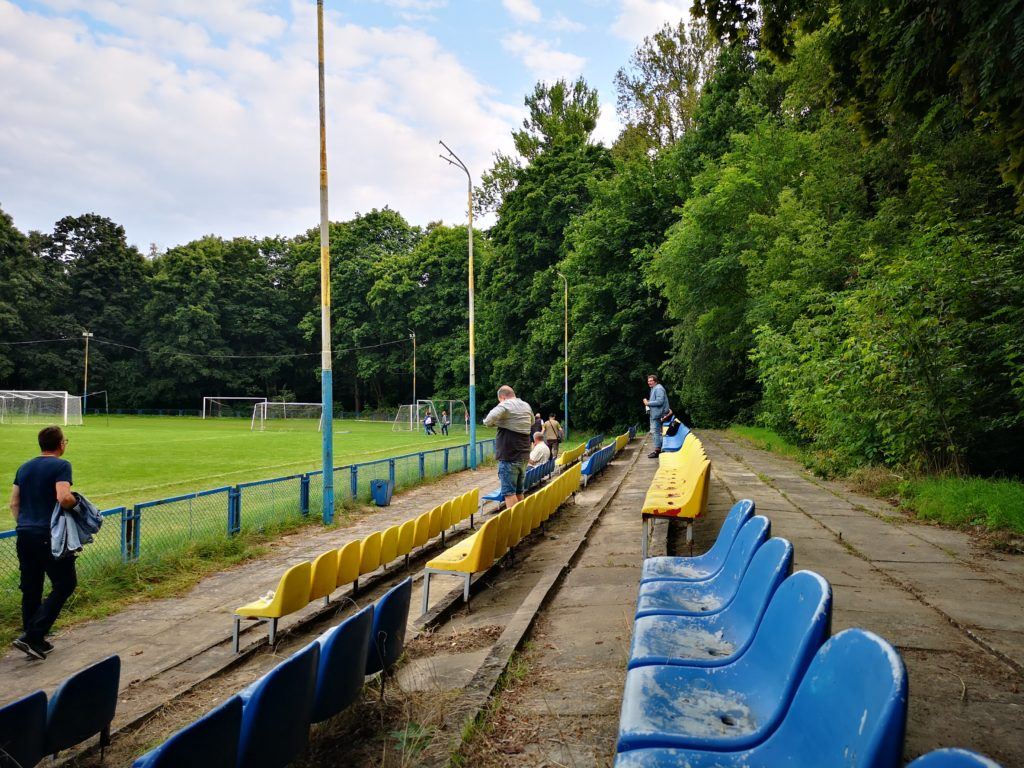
<box><xmin>251</xmin><ymin>401</ymin><xmax>324</xmax><ymax>431</ymax></box>
<box><xmin>391</xmin><ymin>399</ymin><xmax>467</xmax><ymax>433</ymax></box>
<box><xmin>203</xmin><ymin>396</ymin><xmax>268</xmax><ymax>419</ymax></box>
<box><xmin>0</xmin><ymin>390</ymin><xmax>83</xmax><ymax>426</ymax></box>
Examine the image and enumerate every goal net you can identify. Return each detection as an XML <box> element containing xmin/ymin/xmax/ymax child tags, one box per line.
<box><xmin>391</xmin><ymin>399</ymin><xmax>467</xmax><ymax>433</ymax></box>
<box><xmin>251</xmin><ymin>401</ymin><xmax>323</xmax><ymax>431</ymax></box>
<box><xmin>203</xmin><ymin>396</ymin><xmax>267</xmax><ymax>419</ymax></box>
<box><xmin>0</xmin><ymin>390</ymin><xmax>83</xmax><ymax>426</ymax></box>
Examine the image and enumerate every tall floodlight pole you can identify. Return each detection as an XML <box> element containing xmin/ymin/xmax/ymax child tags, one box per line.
<box><xmin>82</xmin><ymin>331</ymin><xmax>93</xmax><ymax>417</ymax></box>
<box><xmin>439</xmin><ymin>141</ymin><xmax>477</xmax><ymax>468</ymax></box>
<box><xmin>317</xmin><ymin>0</ymin><xmax>334</xmax><ymax>524</ymax></box>
<box><xmin>556</xmin><ymin>273</ymin><xmax>569</xmax><ymax>442</ymax></box>
<box><xmin>408</xmin><ymin>328</ymin><xmax>416</xmax><ymax>410</ymax></box>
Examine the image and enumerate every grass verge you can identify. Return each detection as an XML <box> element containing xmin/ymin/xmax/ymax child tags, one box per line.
<box><xmin>728</xmin><ymin>425</ymin><xmax>1024</xmax><ymax>539</ymax></box>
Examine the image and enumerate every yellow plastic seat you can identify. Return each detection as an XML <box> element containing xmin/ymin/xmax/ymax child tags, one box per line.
<box><xmin>380</xmin><ymin>525</ymin><xmax>400</xmax><ymax>567</ymax></box>
<box><xmin>309</xmin><ymin>549</ymin><xmax>338</xmax><ymax>606</ymax></box>
<box><xmin>428</xmin><ymin>505</ymin><xmax>444</xmax><ymax>539</ymax></box>
<box><xmin>359</xmin><ymin>531</ymin><xmax>382</xmax><ymax>576</ymax></box>
<box><xmin>508</xmin><ymin>500</ymin><xmax>527</xmax><ymax>548</ymax></box>
<box><xmin>493</xmin><ymin>509</ymin><xmax>512</xmax><ymax>561</ymax></box>
<box><xmin>336</xmin><ymin>539</ymin><xmax>360</xmax><ymax>588</ymax></box>
<box><xmin>439</xmin><ymin>499</ymin><xmax>454</xmax><ymax>544</ymax></box>
<box><xmin>467</xmin><ymin>487</ymin><xmax>480</xmax><ymax>526</ymax></box>
<box><xmin>421</xmin><ymin>516</ymin><xmax>499</xmax><ymax>614</ymax></box>
<box><xmin>397</xmin><ymin>519</ymin><xmax>416</xmax><ymax>563</ymax></box>
<box><xmin>413</xmin><ymin>512</ymin><xmax>431</xmax><ymax>549</ymax></box>
<box><xmin>232</xmin><ymin>561</ymin><xmax>311</xmax><ymax>653</ymax></box>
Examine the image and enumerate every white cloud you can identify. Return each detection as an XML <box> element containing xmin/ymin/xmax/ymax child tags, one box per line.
<box><xmin>549</xmin><ymin>13</ymin><xmax>586</xmax><ymax>33</ymax></box>
<box><xmin>502</xmin><ymin>33</ymin><xmax>586</xmax><ymax>84</ymax></box>
<box><xmin>611</xmin><ymin>0</ymin><xmax>691</xmax><ymax>43</ymax></box>
<box><xmin>0</xmin><ymin>0</ymin><xmax>517</xmax><ymax>248</ymax></box>
<box><xmin>502</xmin><ymin>0</ymin><xmax>542</xmax><ymax>24</ymax></box>
<box><xmin>593</xmin><ymin>102</ymin><xmax>623</xmax><ymax>147</ymax></box>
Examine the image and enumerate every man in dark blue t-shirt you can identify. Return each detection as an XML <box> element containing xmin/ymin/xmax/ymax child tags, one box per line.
<box><xmin>10</xmin><ymin>425</ymin><xmax>78</xmax><ymax>660</ymax></box>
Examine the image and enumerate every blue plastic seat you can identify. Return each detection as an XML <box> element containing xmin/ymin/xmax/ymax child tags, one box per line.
<box><xmin>131</xmin><ymin>696</ymin><xmax>242</xmax><ymax>768</ymax></box>
<box><xmin>659</xmin><ymin>426</ymin><xmax>689</xmax><ymax>453</ymax></box>
<box><xmin>0</xmin><ymin>690</ymin><xmax>47</xmax><ymax>768</ymax></box>
<box><xmin>906</xmin><ymin>749</ymin><xmax>1004</xmax><ymax>767</ymax></box>
<box><xmin>311</xmin><ymin>604</ymin><xmax>374</xmax><ymax>723</ymax></box>
<box><xmin>640</xmin><ymin>500</ymin><xmax>754</xmax><ymax>582</ymax></box>
<box><xmin>629</xmin><ymin>538</ymin><xmax>793</xmax><ymax>669</ymax></box>
<box><xmin>44</xmin><ymin>654</ymin><xmax>120</xmax><ymax>758</ymax></box>
<box><xmin>613</xmin><ymin>629</ymin><xmax>908</xmax><ymax>768</ymax></box>
<box><xmin>366</xmin><ymin>577</ymin><xmax>412</xmax><ymax>676</ymax></box>
<box><xmin>635</xmin><ymin>517</ymin><xmax>770</xmax><ymax>618</ymax></box>
<box><xmin>618</xmin><ymin>571</ymin><xmax>832</xmax><ymax>752</ymax></box>
<box><xmin>237</xmin><ymin>642</ymin><xmax>319</xmax><ymax>768</ymax></box>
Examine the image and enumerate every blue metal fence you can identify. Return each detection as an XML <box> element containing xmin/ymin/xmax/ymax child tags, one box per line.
<box><xmin>0</xmin><ymin>439</ymin><xmax>496</xmax><ymax>598</ymax></box>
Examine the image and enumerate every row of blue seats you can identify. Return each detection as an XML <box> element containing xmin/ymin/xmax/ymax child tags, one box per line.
<box><xmin>581</xmin><ymin>441</ymin><xmax>615</xmax><ymax>486</ymax></box>
<box><xmin>0</xmin><ymin>578</ymin><xmax>413</xmax><ymax>768</ymax></box>
<box><xmin>585</xmin><ymin>434</ymin><xmax>605</xmax><ymax>453</ymax></box>
<box><xmin>134</xmin><ymin>577</ymin><xmax>414</xmax><ymax>767</ymax></box>
<box><xmin>616</xmin><ymin>500</ymin><xmax>1003</xmax><ymax>767</ymax></box>
<box><xmin>482</xmin><ymin>457</ymin><xmax>554</xmax><ymax>507</ymax></box>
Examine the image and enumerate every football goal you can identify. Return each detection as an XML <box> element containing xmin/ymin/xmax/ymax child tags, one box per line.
<box><xmin>0</xmin><ymin>390</ymin><xmax>83</xmax><ymax>426</ymax></box>
<box><xmin>251</xmin><ymin>401</ymin><xmax>323</xmax><ymax>431</ymax></box>
<box><xmin>392</xmin><ymin>399</ymin><xmax>468</xmax><ymax>433</ymax></box>
<box><xmin>203</xmin><ymin>396</ymin><xmax>267</xmax><ymax>419</ymax></box>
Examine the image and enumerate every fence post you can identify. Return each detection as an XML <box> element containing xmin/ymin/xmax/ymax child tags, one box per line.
<box><xmin>130</xmin><ymin>504</ymin><xmax>142</xmax><ymax>561</ymax></box>
<box><xmin>300</xmin><ymin>475</ymin><xmax>310</xmax><ymax>516</ymax></box>
<box><xmin>462</xmin><ymin>444</ymin><xmax>468</xmax><ymax>469</ymax></box>
<box><xmin>388</xmin><ymin>459</ymin><xmax>396</xmax><ymax>487</ymax></box>
<box><xmin>119</xmin><ymin>507</ymin><xmax>130</xmax><ymax>563</ymax></box>
<box><xmin>228</xmin><ymin>487</ymin><xmax>241</xmax><ymax>535</ymax></box>
<box><xmin>418</xmin><ymin>452</ymin><xmax>425</xmax><ymax>480</ymax></box>
<box><xmin>350</xmin><ymin>465</ymin><xmax>358</xmax><ymax>502</ymax></box>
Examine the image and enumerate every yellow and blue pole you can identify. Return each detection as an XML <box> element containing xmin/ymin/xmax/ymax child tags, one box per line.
<box><xmin>317</xmin><ymin>0</ymin><xmax>334</xmax><ymax>523</ymax></box>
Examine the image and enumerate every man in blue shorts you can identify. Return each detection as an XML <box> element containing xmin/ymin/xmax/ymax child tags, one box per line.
<box><xmin>482</xmin><ymin>385</ymin><xmax>533</xmax><ymax>509</ymax></box>
<box><xmin>10</xmin><ymin>425</ymin><xmax>78</xmax><ymax>660</ymax></box>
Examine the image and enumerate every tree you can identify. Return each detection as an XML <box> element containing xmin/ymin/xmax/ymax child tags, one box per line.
<box><xmin>614</xmin><ymin>18</ymin><xmax>719</xmax><ymax>150</ymax></box>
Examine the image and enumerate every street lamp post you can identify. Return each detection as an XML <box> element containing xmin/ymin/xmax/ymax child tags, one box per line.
<box><xmin>408</xmin><ymin>329</ymin><xmax>416</xmax><ymax>427</ymax></box>
<box><xmin>316</xmin><ymin>0</ymin><xmax>334</xmax><ymax>524</ymax></box>
<box><xmin>556</xmin><ymin>273</ymin><xmax>568</xmax><ymax>442</ymax></box>
<box><xmin>82</xmin><ymin>331</ymin><xmax>93</xmax><ymax>417</ymax></box>
<box><xmin>439</xmin><ymin>140</ymin><xmax>477</xmax><ymax>468</ymax></box>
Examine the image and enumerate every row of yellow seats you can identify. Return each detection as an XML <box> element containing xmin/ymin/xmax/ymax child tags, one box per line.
<box><xmin>555</xmin><ymin>442</ymin><xmax>586</xmax><ymax>467</ymax></box>
<box><xmin>232</xmin><ymin>487</ymin><xmax>480</xmax><ymax>652</ymax></box>
<box><xmin>615</xmin><ymin>432</ymin><xmax>630</xmax><ymax>454</ymax></box>
<box><xmin>421</xmin><ymin>463</ymin><xmax>583</xmax><ymax>614</ymax></box>
<box><xmin>641</xmin><ymin>435</ymin><xmax>711</xmax><ymax>520</ymax></box>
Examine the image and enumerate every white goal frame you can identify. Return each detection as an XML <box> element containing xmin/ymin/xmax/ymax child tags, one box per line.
<box><xmin>392</xmin><ymin>399</ymin><xmax>468</xmax><ymax>433</ymax></box>
<box><xmin>251</xmin><ymin>401</ymin><xmax>324</xmax><ymax>431</ymax></box>
<box><xmin>0</xmin><ymin>390</ymin><xmax>83</xmax><ymax>426</ymax></box>
<box><xmin>203</xmin><ymin>396</ymin><xmax>268</xmax><ymax>419</ymax></box>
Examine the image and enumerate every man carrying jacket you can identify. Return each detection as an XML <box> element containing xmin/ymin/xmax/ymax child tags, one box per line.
<box><xmin>643</xmin><ymin>373</ymin><xmax>670</xmax><ymax>458</ymax></box>
<box><xmin>10</xmin><ymin>426</ymin><xmax>78</xmax><ymax>659</ymax></box>
<box><xmin>482</xmin><ymin>385</ymin><xmax>533</xmax><ymax>509</ymax></box>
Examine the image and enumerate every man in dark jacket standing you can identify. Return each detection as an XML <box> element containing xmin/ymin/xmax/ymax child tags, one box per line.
<box><xmin>10</xmin><ymin>426</ymin><xmax>78</xmax><ymax>659</ymax></box>
<box><xmin>643</xmin><ymin>374</ymin><xmax>670</xmax><ymax>458</ymax></box>
<box><xmin>482</xmin><ymin>385</ymin><xmax>533</xmax><ymax>509</ymax></box>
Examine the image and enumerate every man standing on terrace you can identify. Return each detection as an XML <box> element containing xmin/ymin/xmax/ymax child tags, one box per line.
<box><xmin>643</xmin><ymin>373</ymin><xmax>670</xmax><ymax>458</ymax></box>
<box><xmin>483</xmin><ymin>385</ymin><xmax>534</xmax><ymax>509</ymax></box>
<box><xmin>10</xmin><ymin>426</ymin><xmax>78</xmax><ymax>660</ymax></box>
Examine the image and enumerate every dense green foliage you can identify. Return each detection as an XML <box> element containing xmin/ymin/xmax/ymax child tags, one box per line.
<box><xmin>3</xmin><ymin>2</ymin><xmax>1023</xmax><ymax>476</ymax></box>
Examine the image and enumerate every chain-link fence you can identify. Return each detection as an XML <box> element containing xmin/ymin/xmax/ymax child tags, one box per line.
<box><xmin>129</xmin><ymin>487</ymin><xmax>232</xmax><ymax>563</ymax></box>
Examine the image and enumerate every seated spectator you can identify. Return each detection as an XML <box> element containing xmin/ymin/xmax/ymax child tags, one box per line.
<box><xmin>528</xmin><ymin>431</ymin><xmax>551</xmax><ymax>467</ymax></box>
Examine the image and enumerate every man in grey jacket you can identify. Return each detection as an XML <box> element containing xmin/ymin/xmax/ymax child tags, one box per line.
<box><xmin>482</xmin><ymin>385</ymin><xmax>533</xmax><ymax>508</ymax></box>
<box><xmin>643</xmin><ymin>373</ymin><xmax>670</xmax><ymax>458</ymax></box>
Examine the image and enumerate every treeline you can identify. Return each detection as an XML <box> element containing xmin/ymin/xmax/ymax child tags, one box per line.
<box><xmin>0</xmin><ymin>209</ymin><xmax>478</xmax><ymax>412</ymax></box>
<box><xmin>2</xmin><ymin>0</ymin><xmax>1023</xmax><ymax>477</ymax></box>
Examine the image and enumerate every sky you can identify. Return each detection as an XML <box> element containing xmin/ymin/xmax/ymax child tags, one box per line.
<box><xmin>0</xmin><ymin>0</ymin><xmax>692</xmax><ymax>250</ymax></box>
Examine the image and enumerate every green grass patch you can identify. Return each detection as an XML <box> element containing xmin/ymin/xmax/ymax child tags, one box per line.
<box><xmin>898</xmin><ymin>477</ymin><xmax>1024</xmax><ymax>535</ymax></box>
<box><xmin>727</xmin><ymin>426</ymin><xmax>808</xmax><ymax>463</ymax></box>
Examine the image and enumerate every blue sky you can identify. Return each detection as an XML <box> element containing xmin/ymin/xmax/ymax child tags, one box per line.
<box><xmin>0</xmin><ymin>0</ymin><xmax>691</xmax><ymax>249</ymax></box>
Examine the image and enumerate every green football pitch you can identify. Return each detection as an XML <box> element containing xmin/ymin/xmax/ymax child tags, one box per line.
<box><xmin>0</xmin><ymin>415</ymin><xmax>494</xmax><ymax>529</ymax></box>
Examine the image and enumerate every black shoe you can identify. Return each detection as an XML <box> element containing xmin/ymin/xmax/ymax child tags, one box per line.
<box><xmin>13</xmin><ymin>636</ymin><xmax>48</xmax><ymax>660</ymax></box>
<box><xmin>39</xmin><ymin>639</ymin><xmax>55</xmax><ymax>654</ymax></box>
<box><xmin>648</xmin><ymin>451</ymin><xmax>661</xmax><ymax>459</ymax></box>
